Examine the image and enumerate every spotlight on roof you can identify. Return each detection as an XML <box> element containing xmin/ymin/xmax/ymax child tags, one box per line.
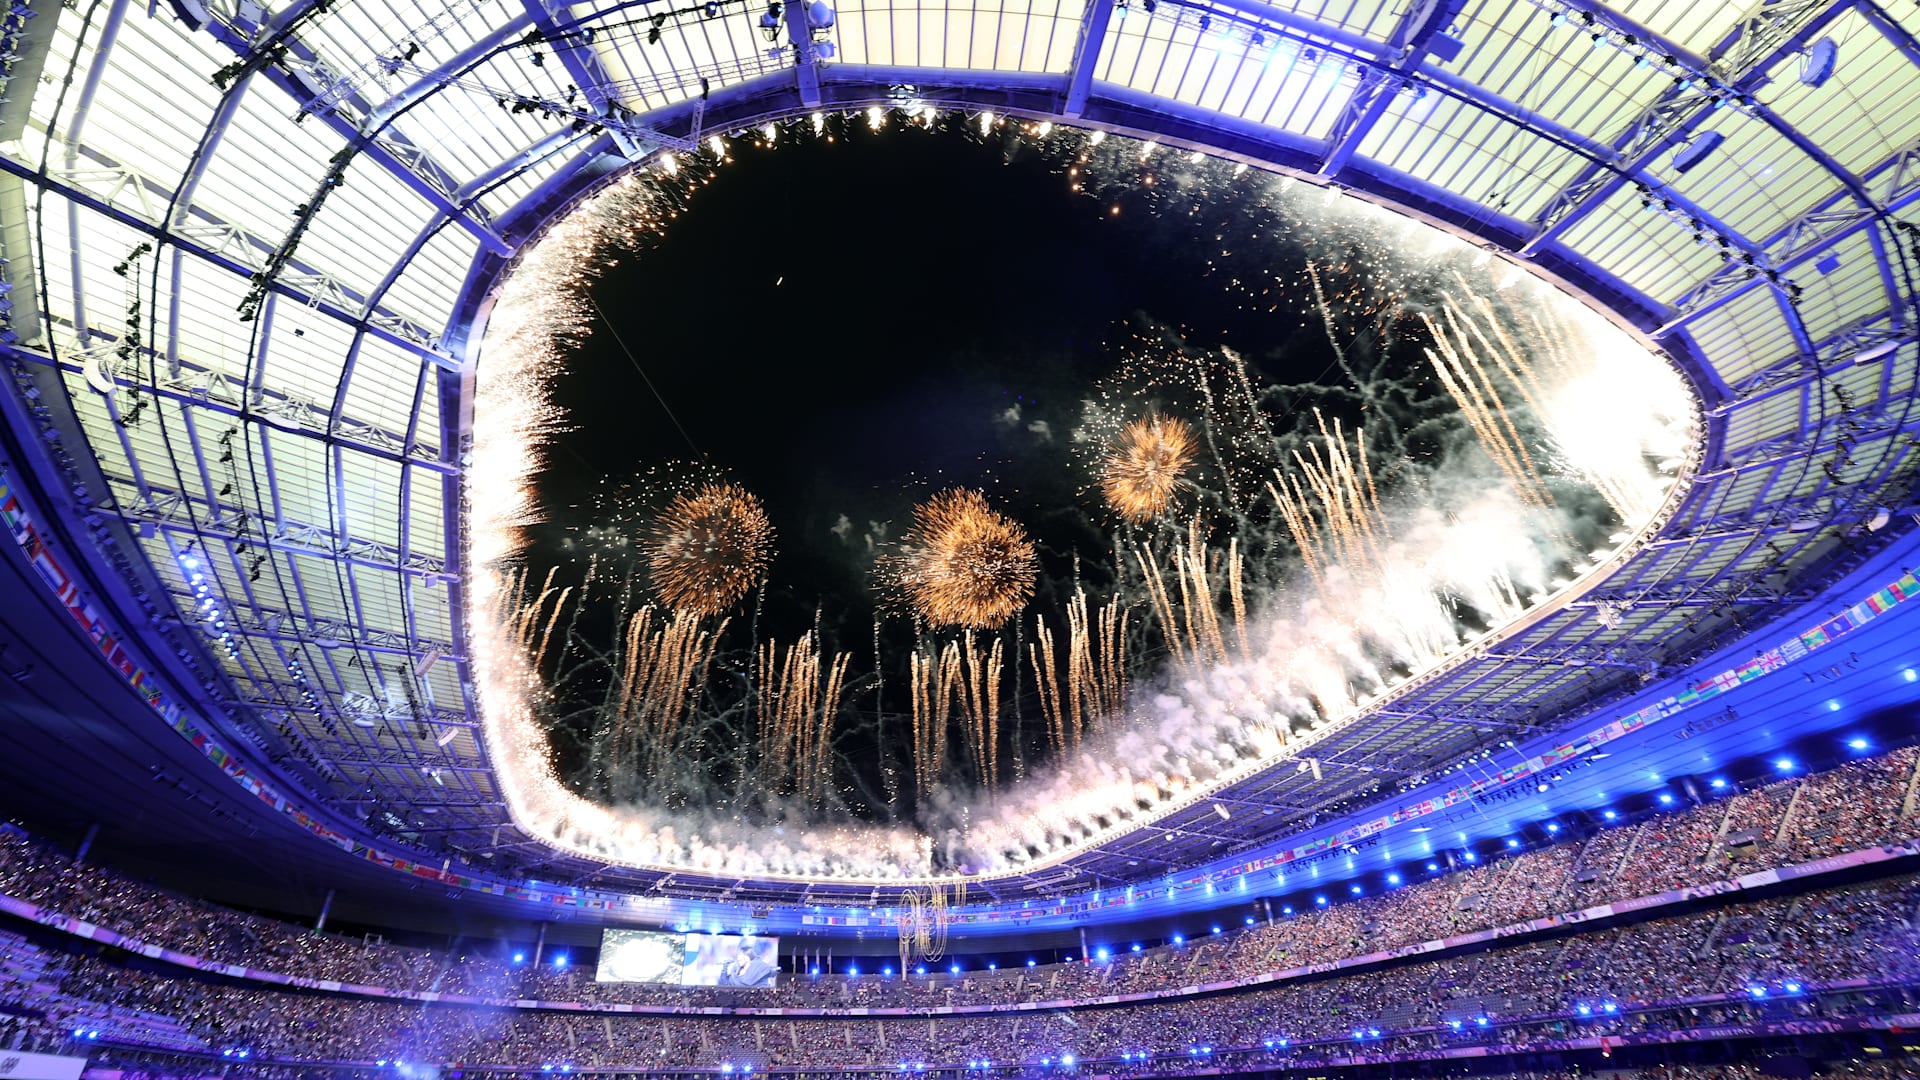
<box><xmin>1799</xmin><ymin>37</ymin><xmax>1837</xmax><ymax>88</ymax></box>
<box><xmin>757</xmin><ymin>1</ymin><xmax>783</xmax><ymax>40</ymax></box>
<box><xmin>1672</xmin><ymin>131</ymin><xmax>1724</xmax><ymax>174</ymax></box>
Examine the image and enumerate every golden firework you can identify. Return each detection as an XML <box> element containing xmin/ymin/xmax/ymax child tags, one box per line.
<box><xmin>644</xmin><ymin>482</ymin><xmax>775</xmax><ymax>617</ymax></box>
<box><xmin>881</xmin><ymin>488</ymin><xmax>1039</xmax><ymax>630</ymax></box>
<box><xmin>1101</xmin><ymin>415</ymin><xmax>1197</xmax><ymax>522</ymax></box>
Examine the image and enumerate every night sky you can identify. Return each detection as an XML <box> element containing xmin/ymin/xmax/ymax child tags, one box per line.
<box><xmin>520</xmin><ymin>120</ymin><xmax>1446</xmax><ymax>815</ymax></box>
<box><xmin>532</xmin><ymin>124</ymin><xmax>1335</xmax><ymax>625</ymax></box>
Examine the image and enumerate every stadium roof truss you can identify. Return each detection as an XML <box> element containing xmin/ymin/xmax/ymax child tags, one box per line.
<box><xmin>0</xmin><ymin>0</ymin><xmax>1916</xmax><ymax>908</ymax></box>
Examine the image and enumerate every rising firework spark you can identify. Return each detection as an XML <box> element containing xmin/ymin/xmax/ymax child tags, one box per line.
<box><xmin>645</xmin><ymin>482</ymin><xmax>776</xmax><ymax>617</ymax></box>
<box><xmin>1101</xmin><ymin>415</ymin><xmax>1198</xmax><ymax>522</ymax></box>
<box><xmin>881</xmin><ymin>489</ymin><xmax>1039</xmax><ymax>630</ymax></box>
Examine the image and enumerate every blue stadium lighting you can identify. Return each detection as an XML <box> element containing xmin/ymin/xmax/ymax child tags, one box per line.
<box><xmin>1387</xmin><ymin>873</ymin><xmax>1401</xmax><ymax>885</ymax></box>
<box><xmin>1602</xmin><ymin>809</ymin><xmax>1617</xmax><ymax>820</ymax></box>
<box><xmin>561</xmin><ymin>1066</ymin><xmax>572</xmax><ymax>1073</ymax></box>
<box><xmin>1775</xmin><ymin>757</ymin><xmax>1795</xmax><ymax>772</ymax></box>
<box><xmin>850</xmin><ymin>965</ymin><xmax>861</xmax><ymax>976</ymax></box>
<box><xmin>915</xmin><ymin>965</ymin><xmax>926</xmax><ymax>975</ymax></box>
<box><xmin>1658</xmin><ymin>793</ymin><xmax>1674</xmax><ymax>804</ymax></box>
<box><xmin>1200</xmin><ymin>1046</ymin><xmax>1212</xmax><ymax>1055</ymax></box>
<box><xmin>1368</xmin><ymin>1028</ymin><xmax>1380</xmax><ymax>1038</ymax></box>
<box><xmin>1711</xmin><ymin>778</ymin><xmax>1728</xmax><ymax>789</ymax></box>
<box><xmin>1749</xmin><ymin>986</ymin><xmax>1768</xmax><ymax>998</ymax></box>
<box><xmin>1027</xmin><ymin>958</ymin><xmax>1038</xmax><ymax>966</ymax></box>
<box><xmin>1210</xmin><ymin>925</ymin><xmax>1221</xmax><ymax>934</ymax></box>
<box><xmin>1130</xmin><ymin>943</ymin><xmax>1141</xmax><ymax>952</ymax></box>
<box><xmin>809</xmin><ymin>967</ymin><xmax>820</xmax><ymax>976</ymax></box>
<box><xmin>1602</xmin><ymin>1002</ymin><xmax>1618</xmax><ymax>1013</ymax></box>
<box><xmin>377</xmin><ymin>1062</ymin><xmax>388</xmax><ymax>1068</ymax></box>
<box><xmin>1349</xmin><ymin>885</ymin><xmax>1362</xmax><ymax>895</ymax></box>
<box><xmin>1352</xmin><ymin>1031</ymin><xmax>1364</xmax><ymax>1041</ymax></box>
<box><xmin>237</xmin><ymin>1050</ymin><xmax>248</xmax><ymax>1059</ymax></box>
<box><xmin>1849</xmin><ymin>737</ymin><xmax>1870</xmax><ymax>751</ymax></box>
<box><xmin>1316</xmin><ymin>896</ymin><xmax>1328</xmax><ymax>906</ymax></box>
<box><xmin>1506</xmin><ymin>838</ymin><xmax>1519</xmax><ymax>848</ymax></box>
<box><xmin>512</xmin><ymin>952</ymin><xmax>525</xmax><ymax>964</ymax></box>
<box><xmin>88</xmin><ymin>1032</ymin><xmax>99</xmax><ymax>1041</ymax></box>
<box><xmin>542</xmin><ymin>1066</ymin><xmax>554</xmax><ymax>1073</ymax></box>
<box><xmin>1244</xmin><ymin>915</ymin><xmax>1255</xmax><ymax>925</ymax></box>
<box><xmin>987</xmin><ymin>963</ymin><xmax>997</xmax><ymax>970</ymax></box>
<box><xmin>1448</xmin><ymin>1020</ymin><xmax>1461</xmax><ymax>1030</ymax></box>
<box><xmin>1905</xmin><ymin>669</ymin><xmax>1917</xmax><ymax>682</ymax></box>
<box><xmin>1476</xmin><ymin>1017</ymin><xmax>1489</xmax><ymax>1027</ymax></box>
<box><xmin>552</xmin><ymin>954</ymin><xmax>568</xmax><ymax>969</ymax></box>
<box><xmin>1577</xmin><ymin>1004</ymin><xmax>1591</xmax><ymax>1016</ymax></box>
<box><xmin>1061</xmin><ymin>1055</ymin><xmax>1074</xmax><ymax>1066</ymax></box>
<box><xmin>950</xmin><ymin>963</ymin><xmax>961</xmax><ymax>974</ymax></box>
<box><xmin>1546</xmin><ymin>823</ymin><xmax>1559</xmax><ymax>833</ymax></box>
<box><xmin>882</xmin><ymin>966</ymin><xmax>894</xmax><ymax>977</ymax></box>
<box><xmin>1427</xmin><ymin>861</ymin><xmax>1440</xmax><ymax>871</ymax></box>
<box><xmin>1464</xmin><ymin>852</ymin><xmax>1477</xmax><ymax>862</ymax></box>
<box><xmin>1095</xmin><ymin>947</ymin><xmax>1109</xmax><ymax>960</ymax></box>
<box><xmin>1828</xmin><ymin>700</ymin><xmax>1841</xmax><ymax>712</ymax></box>
<box><xmin>1786</xmin><ymin>982</ymin><xmax>1803</xmax><ymax>993</ymax></box>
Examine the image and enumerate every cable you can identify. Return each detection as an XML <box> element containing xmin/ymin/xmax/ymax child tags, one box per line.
<box><xmin>585</xmin><ymin>290</ymin><xmax>704</xmax><ymax>458</ymax></box>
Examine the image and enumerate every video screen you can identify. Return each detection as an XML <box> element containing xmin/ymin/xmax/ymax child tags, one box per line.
<box><xmin>595</xmin><ymin>929</ymin><xmax>781</xmax><ymax>987</ymax></box>
<box><xmin>681</xmin><ymin>932</ymin><xmax>781</xmax><ymax>987</ymax></box>
<box><xmin>595</xmin><ymin>929</ymin><xmax>685</xmax><ymax>984</ymax></box>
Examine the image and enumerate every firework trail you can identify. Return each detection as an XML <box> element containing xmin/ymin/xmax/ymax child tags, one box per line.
<box><xmin>1101</xmin><ymin>414</ymin><xmax>1198</xmax><ymax>522</ymax></box>
<box><xmin>957</xmin><ymin>632</ymin><xmax>1005</xmax><ymax>792</ymax></box>
<box><xmin>879</xmin><ymin>489</ymin><xmax>1039</xmax><ymax>630</ymax></box>
<box><xmin>645</xmin><ymin>482</ymin><xmax>776</xmax><ymax>617</ymax></box>
<box><xmin>909</xmin><ymin>644</ymin><xmax>959</xmax><ymax>797</ymax></box>
<box><xmin>755</xmin><ymin>633</ymin><xmax>851</xmax><ymax>807</ymax></box>
<box><xmin>609</xmin><ymin>605</ymin><xmax>730</xmax><ymax>797</ymax></box>
<box><xmin>1029</xmin><ymin>589</ymin><xmax>1130</xmax><ymax>754</ymax></box>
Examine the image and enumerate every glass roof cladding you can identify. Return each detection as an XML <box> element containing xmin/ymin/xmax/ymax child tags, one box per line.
<box><xmin>0</xmin><ymin>0</ymin><xmax>1914</xmax><ymax>915</ymax></box>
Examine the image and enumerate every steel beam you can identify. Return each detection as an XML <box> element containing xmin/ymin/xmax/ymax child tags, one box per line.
<box><xmin>1062</xmin><ymin>0</ymin><xmax>1114</xmax><ymax>119</ymax></box>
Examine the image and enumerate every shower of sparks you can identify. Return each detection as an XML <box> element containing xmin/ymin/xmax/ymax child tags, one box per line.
<box><xmin>1101</xmin><ymin>414</ymin><xmax>1198</xmax><ymax>523</ymax></box>
<box><xmin>465</xmin><ymin>112</ymin><xmax>1697</xmax><ymax>881</ymax></box>
<box><xmin>1029</xmin><ymin>589</ymin><xmax>1129</xmax><ymax>754</ymax></box>
<box><xmin>644</xmin><ymin>481</ymin><xmax>776</xmax><ymax>617</ymax></box>
<box><xmin>880</xmin><ymin>488</ymin><xmax>1040</xmax><ymax>631</ymax></box>
<box><xmin>756</xmin><ymin>633</ymin><xmax>852</xmax><ymax>808</ymax></box>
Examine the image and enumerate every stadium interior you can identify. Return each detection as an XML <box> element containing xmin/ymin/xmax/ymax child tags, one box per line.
<box><xmin>0</xmin><ymin>0</ymin><xmax>1919</xmax><ymax>1076</ymax></box>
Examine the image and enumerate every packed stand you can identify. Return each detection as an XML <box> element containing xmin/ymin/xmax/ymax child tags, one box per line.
<box><xmin>12</xmin><ymin>873</ymin><xmax>1919</xmax><ymax>1072</ymax></box>
<box><xmin>0</xmin><ymin>749</ymin><xmax>1915</xmax><ymax>1014</ymax></box>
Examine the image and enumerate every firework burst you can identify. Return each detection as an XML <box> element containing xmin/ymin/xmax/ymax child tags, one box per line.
<box><xmin>645</xmin><ymin>482</ymin><xmax>776</xmax><ymax>617</ymax></box>
<box><xmin>1101</xmin><ymin>414</ymin><xmax>1197</xmax><ymax>522</ymax></box>
<box><xmin>881</xmin><ymin>488</ymin><xmax>1039</xmax><ymax>630</ymax></box>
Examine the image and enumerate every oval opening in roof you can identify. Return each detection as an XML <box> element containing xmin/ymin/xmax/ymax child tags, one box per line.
<box><xmin>463</xmin><ymin>114</ymin><xmax>1696</xmax><ymax>885</ymax></box>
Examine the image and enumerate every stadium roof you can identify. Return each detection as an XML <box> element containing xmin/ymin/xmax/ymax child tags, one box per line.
<box><xmin>0</xmin><ymin>0</ymin><xmax>1916</xmax><ymax>930</ymax></box>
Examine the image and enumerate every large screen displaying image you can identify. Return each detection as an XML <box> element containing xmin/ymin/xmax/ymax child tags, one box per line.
<box><xmin>681</xmin><ymin>932</ymin><xmax>780</xmax><ymax>987</ymax></box>
<box><xmin>595</xmin><ymin>928</ymin><xmax>780</xmax><ymax>987</ymax></box>
<box><xmin>595</xmin><ymin>929</ymin><xmax>685</xmax><ymax>984</ymax></box>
